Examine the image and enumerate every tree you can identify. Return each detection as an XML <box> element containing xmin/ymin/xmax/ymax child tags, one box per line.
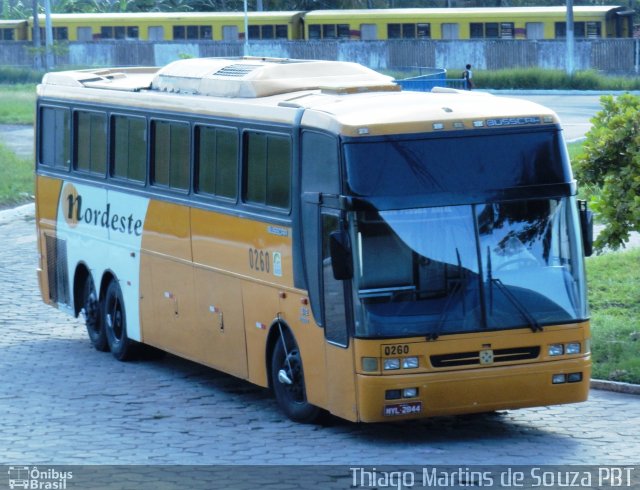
<box><xmin>574</xmin><ymin>94</ymin><xmax>640</xmax><ymax>252</ymax></box>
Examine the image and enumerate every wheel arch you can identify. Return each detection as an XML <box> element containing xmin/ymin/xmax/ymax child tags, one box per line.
<box><xmin>99</xmin><ymin>269</ymin><xmax>117</xmax><ymax>303</ymax></box>
<box><xmin>265</xmin><ymin>319</ymin><xmax>294</xmax><ymax>391</ymax></box>
<box><xmin>72</xmin><ymin>262</ymin><xmax>91</xmax><ymax>318</ymax></box>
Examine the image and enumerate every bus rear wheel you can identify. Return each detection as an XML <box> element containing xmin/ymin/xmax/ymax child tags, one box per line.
<box><xmin>103</xmin><ymin>280</ymin><xmax>137</xmax><ymax>361</ymax></box>
<box><xmin>82</xmin><ymin>276</ymin><xmax>108</xmax><ymax>352</ymax></box>
<box><xmin>271</xmin><ymin>335</ymin><xmax>321</xmax><ymax>423</ymax></box>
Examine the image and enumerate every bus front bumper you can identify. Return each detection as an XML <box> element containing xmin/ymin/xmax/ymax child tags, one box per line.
<box><xmin>355</xmin><ymin>357</ymin><xmax>590</xmax><ymax>422</ymax></box>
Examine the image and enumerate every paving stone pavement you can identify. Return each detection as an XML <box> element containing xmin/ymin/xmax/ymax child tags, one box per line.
<box><xmin>0</xmin><ymin>203</ymin><xmax>639</xmax><ymax>469</ymax></box>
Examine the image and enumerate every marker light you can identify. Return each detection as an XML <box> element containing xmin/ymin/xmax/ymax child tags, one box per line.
<box><xmin>568</xmin><ymin>372</ymin><xmax>583</xmax><ymax>383</ymax></box>
<box><xmin>432</xmin><ymin>123</ymin><xmax>444</xmax><ymax>130</ymax></box>
<box><xmin>362</xmin><ymin>357</ymin><xmax>379</xmax><ymax>372</ymax></box>
<box><xmin>548</xmin><ymin>344</ymin><xmax>564</xmax><ymax>356</ymax></box>
<box><xmin>402</xmin><ymin>357</ymin><xmax>419</xmax><ymax>369</ymax></box>
<box><xmin>384</xmin><ymin>358</ymin><xmax>401</xmax><ymax>370</ymax></box>
<box><xmin>385</xmin><ymin>389</ymin><xmax>402</xmax><ymax>400</ymax></box>
<box><xmin>566</xmin><ymin>343</ymin><xmax>581</xmax><ymax>355</ymax></box>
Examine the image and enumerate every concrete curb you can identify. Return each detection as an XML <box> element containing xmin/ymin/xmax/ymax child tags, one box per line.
<box><xmin>591</xmin><ymin>379</ymin><xmax>640</xmax><ymax>395</ymax></box>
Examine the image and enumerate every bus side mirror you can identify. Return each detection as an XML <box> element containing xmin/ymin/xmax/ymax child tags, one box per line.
<box><xmin>578</xmin><ymin>200</ymin><xmax>594</xmax><ymax>257</ymax></box>
<box><xmin>329</xmin><ymin>231</ymin><xmax>353</xmax><ymax>280</ymax></box>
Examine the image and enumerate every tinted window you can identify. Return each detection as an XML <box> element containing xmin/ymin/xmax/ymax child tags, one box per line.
<box><xmin>112</xmin><ymin>115</ymin><xmax>146</xmax><ymax>183</ymax></box>
<box><xmin>244</xmin><ymin>132</ymin><xmax>291</xmax><ymax>209</ymax></box>
<box><xmin>152</xmin><ymin>120</ymin><xmax>189</xmax><ymax>191</ymax></box>
<box><xmin>196</xmin><ymin>126</ymin><xmax>238</xmax><ymax>199</ymax></box>
<box><xmin>75</xmin><ymin>111</ymin><xmax>106</xmax><ymax>175</ymax></box>
<box><xmin>40</xmin><ymin>107</ymin><xmax>70</xmax><ymax>169</ymax></box>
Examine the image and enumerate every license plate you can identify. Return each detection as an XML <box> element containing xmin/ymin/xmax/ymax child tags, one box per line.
<box><xmin>383</xmin><ymin>401</ymin><xmax>422</xmax><ymax>417</ymax></box>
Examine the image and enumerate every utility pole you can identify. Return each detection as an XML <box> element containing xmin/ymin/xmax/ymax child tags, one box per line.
<box><xmin>44</xmin><ymin>0</ymin><xmax>53</xmax><ymax>69</ymax></box>
<box><xmin>32</xmin><ymin>0</ymin><xmax>42</xmax><ymax>70</ymax></box>
<box><xmin>566</xmin><ymin>0</ymin><xmax>575</xmax><ymax>75</ymax></box>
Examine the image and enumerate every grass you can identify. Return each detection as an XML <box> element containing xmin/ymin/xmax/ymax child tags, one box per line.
<box><xmin>0</xmin><ymin>142</ymin><xmax>33</xmax><ymax>208</ymax></box>
<box><xmin>0</xmin><ymin>84</ymin><xmax>36</xmax><ymax>125</ymax></box>
<box><xmin>586</xmin><ymin>249</ymin><xmax>640</xmax><ymax>384</ymax></box>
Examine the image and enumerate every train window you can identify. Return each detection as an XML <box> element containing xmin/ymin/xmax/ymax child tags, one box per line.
<box><xmin>323</xmin><ymin>24</ymin><xmax>336</xmax><ymax>39</ymax></box>
<box><xmin>196</xmin><ymin>126</ymin><xmax>238</xmax><ymax>200</ymax></box>
<box><xmin>262</xmin><ymin>25</ymin><xmax>275</xmax><ymax>39</ymax></box>
<box><xmin>39</xmin><ymin>27</ymin><xmax>68</xmax><ymax>41</ymax></box>
<box><xmin>1</xmin><ymin>28</ymin><xmax>14</xmax><ymax>41</ymax></box>
<box><xmin>112</xmin><ymin>115</ymin><xmax>146</xmax><ymax>183</ymax></box>
<box><xmin>40</xmin><ymin>107</ymin><xmax>70</xmax><ymax>170</ymax></box>
<box><xmin>470</xmin><ymin>23</ymin><xmax>483</xmax><ymax>38</ymax></box>
<box><xmin>276</xmin><ymin>25</ymin><xmax>288</xmax><ymax>39</ymax></box>
<box><xmin>74</xmin><ymin>111</ymin><xmax>107</xmax><ymax>176</ymax></box>
<box><xmin>388</xmin><ymin>24</ymin><xmax>401</xmax><ymax>39</ymax></box>
<box><xmin>248</xmin><ymin>25</ymin><xmax>260</xmax><ymax>39</ymax></box>
<box><xmin>586</xmin><ymin>22</ymin><xmax>601</xmax><ymax>38</ymax></box>
<box><xmin>101</xmin><ymin>26</ymin><xmax>138</xmax><ymax>39</ymax></box>
<box><xmin>501</xmin><ymin>23</ymin><xmax>514</xmax><ymax>39</ymax></box>
<box><xmin>417</xmin><ymin>23</ymin><xmax>431</xmax><ymax>38</ymax></box>
<box><xmin>244</xmin><ymin>132</ymin><xmax>291</xmax><ymax>210</ymax></box>
<box><xmin>309</xmin><ymin>25</ymin><xmax>321</xmax><ymax>39</ymax></box>
<box><xmin>174</xmin><ymin>25</ymin><xmax>212</xmax><ymax>40</ymax></box>
<box><xmin>337</xmin><ymin>24</ymin><xmax>350</xmax><ymax>38</ymax></box>
<box><xmin>485</xmin><ymin>23</ymin><xmax>499</xmax><ymax>38</ymax></box>
<box><xmin>402</xmin><ymin>23</ymin><xmax>415</xmax><ymax>38</ymax></box>
<box><xmin>555</xmin><ymin>22</ymin><xmax>593</xmax><ymax>38</ymax></box>
<box><xmin>151</xmin><ymin>120</ymin><xmax>190</xmax><ymax>191</ymax></box>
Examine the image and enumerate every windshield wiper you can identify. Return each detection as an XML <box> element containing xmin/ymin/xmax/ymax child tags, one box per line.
<box><xmin>427</xmin><ymin>248</ymin><xmax>466</xmax><ymax>341</ymax></box>
<box><xmin>486</xmin><ymin>246</ymin><xmax>542</xmax><ymax>332</ymax></box>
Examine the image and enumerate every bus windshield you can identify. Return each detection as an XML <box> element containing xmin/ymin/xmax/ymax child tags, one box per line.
<box><xmin>350</xmin><ymin>202</ymin><xmax>587</xmax><ymax>337</ymax></box>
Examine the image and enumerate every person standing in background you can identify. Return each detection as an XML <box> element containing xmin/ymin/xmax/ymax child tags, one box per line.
<box><xmin>462</xmin><ymin>64</ymin><xmax>474</xmax><ymax>90</ymax></box>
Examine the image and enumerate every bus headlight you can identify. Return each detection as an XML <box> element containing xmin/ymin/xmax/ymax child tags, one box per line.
<box><xmin>548</xmin><ymin>344</ymin><xmax>564</xmax><ymax>356</ymax></box>
<box><xmin>552</xmin><ymin>374</ymin><xmax>567</xmax><ymax>384</ymax></box>
<box><xmin>565</xmin><ymin>342</ymin><xmax>581</xmax><ymax>355</ymax></box>
<box><xmin>402</xmin><ymin>357</ymin><xmax>419</xmax><ymax>369</ymax></box>
<box><xmin>383</xmin><ymin>358</ymin><xmax>400</xmax><ymax>370</ymax></box>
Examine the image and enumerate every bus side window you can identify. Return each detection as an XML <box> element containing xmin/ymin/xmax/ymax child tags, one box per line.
<box><xmin>74</xmin><ymin>110</ymin><xmax>107</xmax><ymax>176</ymax></box>
<box><xmin>112</xmin><ymin>115</ymin><xmax>147</xmax><ymax>183</ymax></box>
<box><xmin>40</xmin><ymin>106</ymin><xmax>70</xmax><ymax>170</ymax></box>
<box><xmin>244</xmin><ymin>131</ymin><xmax>291</xmax><ymax>210</ymax></box>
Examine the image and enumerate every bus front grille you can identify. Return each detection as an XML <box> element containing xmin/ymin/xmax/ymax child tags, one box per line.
<box><xmin>430</xmin><ymin>347</ymin><xmax>540</xmax><ymax>368</ymax></box>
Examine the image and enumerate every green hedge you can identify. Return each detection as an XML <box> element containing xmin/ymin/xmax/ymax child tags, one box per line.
<box><xmin>0</xmin><ymin>67</ymin><xmax>45</xmax><ymax>84</ymax></box>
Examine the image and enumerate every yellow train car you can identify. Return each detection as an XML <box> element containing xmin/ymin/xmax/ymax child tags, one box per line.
<box><xmin>35</xmin><ymin>57</ymin><xmax>593</xmax><ymax>423</ymax></box>
<box><xmin>27</xmin><ymin>11</ymin><xmax>304</xmax><ymax>41</ymax></box>
<box><xmin>304</xmin><ymin>6</ymin><xmax>634</xmax><ymax>40</ymax></box>
<box><xmin>0</xmin><ymin>19</ymin><xmax>28</xmax><ymax>41</ymax></box>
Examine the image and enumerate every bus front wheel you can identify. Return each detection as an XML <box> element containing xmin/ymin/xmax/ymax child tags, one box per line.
<box><xmin>271</xmin><ymin>335</ymin><xmax>321</xmax><ymax>423</ymax></box>
<box><xmin>82</xmin><ymin>276</ymin><xmax>108</xmax><ymax>352</ymax></box>
<box><xmin>103</xmin><ymin>280</ymin><xmax>137</xmax><ymax>361</ymax></box>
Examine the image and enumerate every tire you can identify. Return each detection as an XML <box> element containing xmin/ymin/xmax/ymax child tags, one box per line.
<box><xmin>103</xmin><ymin>280</ymin><xmax>137</xmax><ymax>361</ymax></box>
<box><xmin>271</xmin><ymin>335</ymin><xmax>321</xmax><ymax>423</ymax></box>
<box><xmin>82</xmin><ymin>276</ymin><xmax>108</xmax><ymax>352</ymax></box>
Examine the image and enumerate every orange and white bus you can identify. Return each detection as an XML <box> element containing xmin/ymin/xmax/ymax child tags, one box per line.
<box><xmin>35</xmin><ymin>57</ymin><xmax>593</xmax><ymax>423</ymax></box>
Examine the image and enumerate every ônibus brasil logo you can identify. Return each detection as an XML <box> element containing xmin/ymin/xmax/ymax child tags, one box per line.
<box><xmin>8</xmin><ymin>466</ymin><xmax>73</xmax><ymax>489</ymax></box>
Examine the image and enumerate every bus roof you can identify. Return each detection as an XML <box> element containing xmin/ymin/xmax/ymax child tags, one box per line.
<box><xmin>38</xmin><ymin>58</ymin><xmax>559</xmax><ymax>137</ymax></box>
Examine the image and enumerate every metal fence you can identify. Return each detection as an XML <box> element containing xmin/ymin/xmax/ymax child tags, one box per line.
<box><xmin>1</xmin><ymin>39</ymin><xmax>639</xmax><ymax>73</ymax></box>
